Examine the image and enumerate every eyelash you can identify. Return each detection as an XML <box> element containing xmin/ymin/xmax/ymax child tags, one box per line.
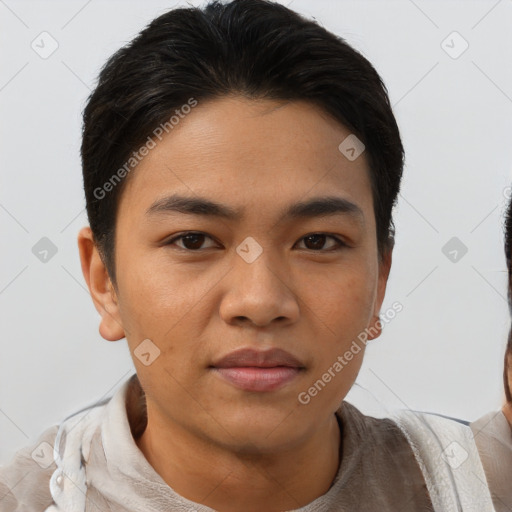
<box><xmin>164</xmin><ymin>232</ymin><xmax>348</xmax><ymax>252</ymax></box>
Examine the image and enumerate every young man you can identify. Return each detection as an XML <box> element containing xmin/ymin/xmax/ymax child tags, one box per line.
<box><xmin>470</xmin><ymin>197</ymin><xmax>512</xmax><ymax>512</ymax></box>
<box><xmin>0</xmin><ymin>1</ymin><xmax>495</xmax><ymax>510</ymax></box>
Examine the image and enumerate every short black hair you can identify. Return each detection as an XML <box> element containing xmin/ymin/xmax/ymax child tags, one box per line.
<box><xmin>81</xmin><ymin>0</ymin><xmax>404</xmax><ymax>286</ymax></box>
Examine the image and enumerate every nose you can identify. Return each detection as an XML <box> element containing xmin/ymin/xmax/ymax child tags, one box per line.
<box><xmin>219</xmin><ymin>250</ymin><xmax>300</xmax><ymax>329</ymax></box>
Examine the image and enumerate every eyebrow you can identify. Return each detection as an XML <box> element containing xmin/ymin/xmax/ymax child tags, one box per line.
<box><xmin>145</xmin><ymin>194</ymin><xmax>364</xmax><ymax>224</ymax></box>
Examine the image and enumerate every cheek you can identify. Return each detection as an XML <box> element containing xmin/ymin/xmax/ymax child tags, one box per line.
<box><xmin>298</xmin><ymin>336</ymin><xmax>365</xmax><ymax>419</ymax></box>
<box><xmin>297</xmin><ymin>260</ymin><xmax>375</xmax><ymax>405</ymax></box>
<box><xmin>115</xmin><ymin>258</ymin><xmax>216</xmax><ymax>374</ymax></box>
<box><xmin>303</xmin><ymin>262</ymin><xmax>377</xmax><ymax>339</ymax></box>
<box><xmin>116</xmin><ymin>253</ymin><xmax>201</xmax><ymax>332</ymax></box>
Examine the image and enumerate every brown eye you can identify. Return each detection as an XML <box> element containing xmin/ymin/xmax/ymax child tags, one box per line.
<box><xmin>166</xmin><ymin>232</ymin><xmax>217</xmax><ymax>251</ymax></box>
<box><xmin>298</xmin><ymin>234</ymin><xmax>345</xmax><ymax>251</ymax></box>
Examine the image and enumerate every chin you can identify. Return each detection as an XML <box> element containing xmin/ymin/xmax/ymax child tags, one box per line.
<box><xmin>208</xmin><ymin>406</ymin><xmax>309</xmax><ymax>454</ymax></box>
<box><xmin>217</xmin><ymin>428</ymin><xmax>299</xmax><ymax>456</ymax></box>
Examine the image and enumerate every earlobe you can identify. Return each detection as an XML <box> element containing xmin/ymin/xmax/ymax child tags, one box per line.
<box><xmin>366</xmin><ymin>314</ymin><xmax>383</xmax><ymax>341</ymax></box>
<box><xmin>77</xmin><ymin>226</ymin><xmax>125</xmax><ymax>342</ymax></box>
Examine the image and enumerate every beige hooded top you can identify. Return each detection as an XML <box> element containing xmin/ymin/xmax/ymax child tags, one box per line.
<box><xmin>471</xmin><ymin>409</ymin><xmax>512</xmax><ymax>512</ymax></box>
<box><xmin>0</xmin><ymin>374</ymin><xmax>496</xmax><ymax>511</ymax></box>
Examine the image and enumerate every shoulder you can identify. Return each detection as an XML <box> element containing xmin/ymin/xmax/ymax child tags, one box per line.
<box><xmin>471</xmin><ymin>410</ymin><xmax>512</xmax><ymax>512</ymax></box>
<box><xmin>337</xmin><ymin>403</ymin><xmax>495</xmax><ymax>511</ymax></box>
<box><xmin>471</xmin><ymin>408</ymin><xmax>511</xmax><ymax>443</ymax></box>
<box><xmin>338</xmin><ymin>403</ymin><xmax>439</xmax><ymax>488</ymax></box>
<box><xmin>335</xmin><ymin>402</ymin><xmax>434</xmax><ymax>509</ymax></box>
<box><xmin>393</xmin><ymin>408</ymin><xmax>495</xmax><ymax>511</ymax></box>
<box><xmin>0</xmin><ymin>391</ymin><xmax>115</xmax><ymax>512</ymax></box>
<box><xmin>338</xmin><ymin>401</ymin><xmax>419</xmax><ymax>452</ymax></box>
<box><xmin>0</xmin><ymin>424</ymin><xmax>59</xmax><ymax>511</ymax></box>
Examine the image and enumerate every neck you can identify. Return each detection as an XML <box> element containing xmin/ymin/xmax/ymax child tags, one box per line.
<box><xmin>135</xmin><ymin>404</ymin><xmax>342</xmax><ymax>511</ymax></box>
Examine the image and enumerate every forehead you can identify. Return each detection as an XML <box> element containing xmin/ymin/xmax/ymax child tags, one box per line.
<box><xmin>119</xmin><ymin>95</ymin><xmax>372</xmax><ymax>218</ymax></box>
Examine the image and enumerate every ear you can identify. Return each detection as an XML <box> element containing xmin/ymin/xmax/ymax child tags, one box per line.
<box><xmin>367</xmin><ymin>247</ymin><xmax>393</xmax><ymax>341</ymax></box>
<box><xmin>77</xmin><ymin>226</ymin><xmax>125</xmax><ymax>341</ymax></box>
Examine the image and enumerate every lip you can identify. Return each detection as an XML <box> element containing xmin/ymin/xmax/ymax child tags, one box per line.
<box><xmin>210</xmin><ymin>348</ymin><xmax>305</xmax><ymax>392</ymax></box>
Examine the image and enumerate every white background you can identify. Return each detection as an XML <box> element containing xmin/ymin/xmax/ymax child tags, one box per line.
<box><xmin>1</xmin><ymin>0</ymin><xmax>512</xmax><ymax>464</ymax></box>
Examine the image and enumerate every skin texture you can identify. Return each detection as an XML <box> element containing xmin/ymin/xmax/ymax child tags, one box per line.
<box><xmin>503</xmin><ymin>403</ymin><xmax>512</xmax><ymax>426</ymax></box>
<box><xmin>78</xmin><ymin>95</ymin><xmax>392</xmax><ymax>511</ymax></box>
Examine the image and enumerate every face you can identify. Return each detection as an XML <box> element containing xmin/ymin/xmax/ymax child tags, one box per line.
<box><xmin>82</xmin><ymin>95</ymin><xmax>391</xmax><ymax>454</ymax></box>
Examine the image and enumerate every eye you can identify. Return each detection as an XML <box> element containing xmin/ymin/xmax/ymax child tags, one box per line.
<box><xmin>164</xmin><ymin>232</ymin><xmax>347</xmax><ymax>252</ymax></box>
<box><xmin>165</xmin><ymin>232</ymin><xmax>218</xmax><ymax>251</ymax></box>
<box><xmin>296</xmin><ymin>233</ymin><xmax>346</xmax><ymax>252</ymax></box>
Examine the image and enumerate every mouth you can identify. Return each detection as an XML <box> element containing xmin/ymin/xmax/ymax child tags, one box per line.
<box><xmin>210</xmin><ymin>347</ymin><xmax>305</xmax><ymax>392</ymax></box>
